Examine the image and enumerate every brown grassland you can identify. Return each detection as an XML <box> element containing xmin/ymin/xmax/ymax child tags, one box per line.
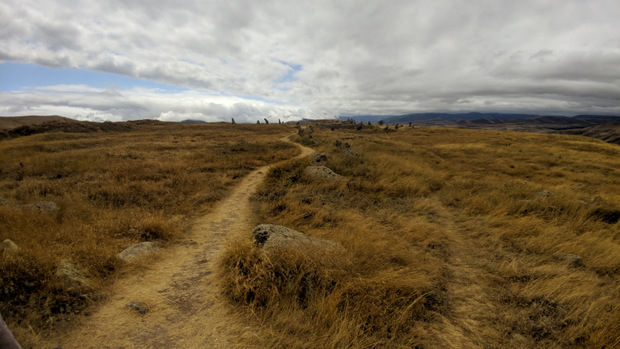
<box><xmin>0</xmin><ymin>123</ymin><xmax>298</xmax><ymax>347</ymax></box>
<box><xmin>220</xmin><ymin>125</ymin><xmax>619</xmax><ymax>348</ymax></box>
<box><xmin>1</xmin><ymin>121</ymin><xmax>619</xmax><ymax>348</ymax></box>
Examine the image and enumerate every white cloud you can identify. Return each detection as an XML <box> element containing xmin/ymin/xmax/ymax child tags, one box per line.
<box><xmin>0</xmin><ymin>85</ymin><xmax>311</xmax><ymax>122</ymax></box>
<box><xmin>1</xmin><ymin>0</ymin><xmax>620</xmax><ymax>120</ymax></box>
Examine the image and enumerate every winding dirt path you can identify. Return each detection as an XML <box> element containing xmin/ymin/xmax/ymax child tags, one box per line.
<box><xmin>53</xmin><ymin>137</ymin><xmax>313</xmax><ymax>349</ymax></box>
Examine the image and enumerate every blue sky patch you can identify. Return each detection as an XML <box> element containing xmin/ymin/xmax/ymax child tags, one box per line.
<box><xmin>276</xmin><ymin>60</ymin><xmax>302</xmax><ymax>83</ymax></box>
<box><xmin>0</xmin><ymin>62</ymin><xmax>187</xmax><ymax>92</ymax></box>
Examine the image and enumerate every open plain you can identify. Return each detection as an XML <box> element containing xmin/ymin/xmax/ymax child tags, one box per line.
<box><xmin>1</xmin><ymin>120</ymin><xmax>619</xmax><ymax>348</ymax></box>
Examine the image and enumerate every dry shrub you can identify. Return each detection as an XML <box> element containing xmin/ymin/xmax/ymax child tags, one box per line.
<box><xmin>219</xmin><ymin>239</ymin><xmax>346</xmax><ymax>308</ymax></box>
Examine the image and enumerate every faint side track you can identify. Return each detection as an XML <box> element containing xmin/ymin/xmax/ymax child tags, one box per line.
<box><xmin>430</xmin><ymin>205</ymin><xmax>501</xmax><ymax>348</ymax></box>
<box><xmin>53</xmin><ymin>136</ymin><xmax>313</xmax><ymax>349</ymax></box>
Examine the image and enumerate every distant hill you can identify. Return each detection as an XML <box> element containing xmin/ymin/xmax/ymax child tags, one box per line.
<box><xmin>386</xmin><ymin>112</ymin><xmax>535</xmax><ymax>124</ymax></box>
<box><xmin>0</xmin><ymin>115</ymin><xmax>77</xmax><ymax>129</ymax></box>
<box><xmin>453</xmin><ymin>115</ymin><xmax>620</xmax><ymax>145</ymax></box>
<box><xmin>340</xmin><ymin>112</ymin><xmax>537</xmax><ymax>125</ymax></box>
<box><xmin>572</xmin><ymin>121</ymin><xmax>620</xmax><ymax>145</ymax></box>
<box><xmin>180</xmin><ymin>119</ymin><xmax>207</xmax><ymax>124</ymax></box>
<box><xmin>0</xmin><ymin>115</ymin><xmax>168</xmax><ymax>140</ymax></box>
<box><xmin>337</xmin><ymin>112</ymin><xmax>620</xmax><ymax>145</ymax></box>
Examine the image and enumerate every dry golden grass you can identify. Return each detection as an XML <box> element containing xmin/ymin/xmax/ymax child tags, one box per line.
<box><xmin>220</xmin><ymin>125</ymin><xmax>619</xmax><ymax>348</ymax></box>
<box><xmin>0</xmin><ymin>123</ymin><xmax>298</xmax><ymax>346</ymax></box>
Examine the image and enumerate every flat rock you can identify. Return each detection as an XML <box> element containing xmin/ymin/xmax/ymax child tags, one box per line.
<box><xmin>304</xmin><ymin>165</ymin><xmax>342</xmax><ymax>180</ymax></box>
<box><xmin>22</xmin><ymin>201</ymin><xmax>58</xmax><ymax>214</ymax></box>
<box><xmin>118</xmin><ymin>242</ymin><xmax>157</xmax><ymax>262</ymax></box>
<box><xmin>252</xmin><ymin>224</ymin><xmax>343</xmax><ymax>252</ymax></box>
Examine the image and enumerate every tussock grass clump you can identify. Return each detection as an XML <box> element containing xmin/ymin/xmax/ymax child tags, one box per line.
<box><xmin>220</xmin><ymin>125</ymin><xmax>619</xmax><ymax>348</ymax></box>
<box><xmin>0</xmin><ymin>123</ymin><xmax>297</xmax><ymax>346</ymax></box>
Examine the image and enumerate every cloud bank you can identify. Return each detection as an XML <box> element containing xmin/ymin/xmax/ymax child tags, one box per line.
<box><xmin>1</xmin><ymin>0</ymin><xmax>619</xmax><ymax>121</ymax></box>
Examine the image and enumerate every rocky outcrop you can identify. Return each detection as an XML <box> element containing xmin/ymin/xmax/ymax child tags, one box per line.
<box><xmin>118</xmin><ymin>242</ymin><xmax>157</xmax><ymax>262</ymax></box>
<box><xmin>304</xmin><ymin>165</ymin><xmax>341</xmax><ymax>180</ymax></box>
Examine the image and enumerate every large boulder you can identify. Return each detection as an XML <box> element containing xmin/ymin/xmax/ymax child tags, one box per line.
<box><xmin>118</xmin><ymin>242</ymin><xmax>157</xmax><ymax>262</ymax></box>
<box><xmin>252</xmin><ymin>224</ymin><xmax>343</xmax><ymax>252</ymax></box>
<box><xmin>304</xmin><ymin>165</ymin><xmax>342</xmax><ymax>180</ymax></box>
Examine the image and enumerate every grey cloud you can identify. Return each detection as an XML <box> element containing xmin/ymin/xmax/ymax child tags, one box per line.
<box><xmin>2</xmin><ymin>0</ymin><xmax>620</xmax><ymax>119</ymax></box>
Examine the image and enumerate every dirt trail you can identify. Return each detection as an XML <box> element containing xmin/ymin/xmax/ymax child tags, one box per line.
<box><xmin>53</xmin><ymin>137</ymin><xmax>314</xmax><ymax>349</ymax></box>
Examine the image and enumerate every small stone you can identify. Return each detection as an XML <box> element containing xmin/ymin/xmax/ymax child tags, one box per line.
<box><xmin>536</xmin><ymin>190</ymin><xmax>554</xmax><ymax>198</ymax></box>
<box><xmin>1</xmin><ymin>239</ymin><xmax>19</xmax><ymax>253</ymax></box>
<box><xmin>557</xmin><ymin>253</ymin><xmax>583</xmax><ymax>268</ymax></box>
<box><xmin>590</xmin><ymin>196</ymin><xmax>604</xmax><ymax>204</ymax></box>
<box><xmin>118</xmin><ymin>242</ymin><xmax>157</xmax><ymax>262</ymax></box>
<box><xmin>127</xmin><ymin>302</ymin><xmax>148</xmax><ymax>314</ymax></box>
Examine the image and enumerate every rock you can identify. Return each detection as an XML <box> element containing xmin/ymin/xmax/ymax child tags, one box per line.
<box><xmin>35</xmin><ymin>201</ymin><xmax>58</xmax><ymax>213</ymax></box>
<box><xmin>56</xmin><ymin>260</ymin><xmax>89</xmax><ymax>288</ymax></box>
<box><xmin>0</xmin><ymin>311</ymin><xmax>22</xmax><ymax>349</ymax></box>
<box><xmin>22</xmin><ymin>201</ymin><xmax>58</xmax><ymax>214</ymax></box>
<box><xmin>557</xmin><ymin>253</ymin><xmax>583</xmax><ymax>268</ymax></box>
<box><xmin>126</xmin><ymin>302</ymin><xmax>149</xmax><ymax>314</ymax></box>
<box><xmin>590</xmin><ymin>196</ymin><xmax>604</xmax><ymax>204</ymax></box>
<box><xmin>536</xmin><ymin>190</ymin><xmax>554</xmax><ymax>198</ymax></box>
<box><xmin>310</xmin><ymin>153</ymin><xmax>328</xmax><ymax>164</ymax></box>
<box><xmin>304</xmin><ymin>166</ymin><xmax>342</xmax><ymax>180</ymax></box>
<box><xmin>1</xmin><ymin>239</ymin><xmax>19</xmax><ymax>253</ymax></box>
<box><xmin>252</xmin><ymin>224</ymin><xmax>344</xmax><ymax>252</ymax></box>
<box><xmin>118</xmin><ymin>242</ymin><xmax>157</xmax><ymax>262</ymax></box>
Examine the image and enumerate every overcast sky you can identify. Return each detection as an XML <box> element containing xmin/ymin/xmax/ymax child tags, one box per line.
<box><xmin>1</xmin><ymin>0</ymin><xmax>619</xmax><ymax>122</ymax></box>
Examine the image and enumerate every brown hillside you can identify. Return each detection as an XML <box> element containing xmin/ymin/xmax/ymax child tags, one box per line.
<box><xmin>0</xmin><ymin>115</ymin><xmax>75</xmax><ymax>129</ymax></box>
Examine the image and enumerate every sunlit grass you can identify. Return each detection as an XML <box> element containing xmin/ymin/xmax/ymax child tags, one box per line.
<box><xmin>220</xmin><ymin>125</ymin><xmax>619</xmax><ymax>348</ymax></box>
